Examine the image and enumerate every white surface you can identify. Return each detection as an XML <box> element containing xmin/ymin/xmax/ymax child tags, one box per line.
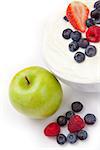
<box><xmin>0</xmin><ymin>0</ymin><xmax>100</xmax><ymax>150</ymax></box>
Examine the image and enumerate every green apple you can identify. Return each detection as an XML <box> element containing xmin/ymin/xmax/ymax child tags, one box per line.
<box><xmin>9</xmin><ymin>66</ymin><xmax>63</xmax><ymax>119</ymax></box>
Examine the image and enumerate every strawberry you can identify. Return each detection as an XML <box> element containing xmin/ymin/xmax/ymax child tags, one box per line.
<box><xmin>66</xmin><ymin>1</ymin><xmax>89</xmax><ymax>33</ymax></box>
<box><xmin>44</xmin><ymin>122</ymin><xmax>60</xmax><ymax>137</ymax></box>
<box><xmin>86</xmin><ymin>26</ymin><xmax>100</xmax><ymax>42</ymax></box>
<box><xmin>68</xmin><ymin>115</ymin><xmax>85</xmax><ymax>133</ymax></box>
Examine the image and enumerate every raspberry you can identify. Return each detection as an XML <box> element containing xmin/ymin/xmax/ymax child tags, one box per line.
<box><xmin>68</xmin><ymin>115</ymin><xmax>85</xmax><ymax>133</ymax></box>
<box><xmin>44</xmin><ymin>122</ymin><xmax>60</xmax><ymax>137</ymax></box>
<box><xmin>86</xmin><ymin>26</ymin><xmax>100</xmax><ymax>42</ymax></box>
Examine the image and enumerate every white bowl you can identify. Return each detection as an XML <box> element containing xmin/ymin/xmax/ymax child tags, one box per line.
<box><xmin>43</xmin><ymin>2</ymin><xmax>100</xmax><ymax>93</ymax></box>
<box><xmin>43</xmin><ymin>62</ymin><xmax>100</xmax><ymax>93</ymax></box>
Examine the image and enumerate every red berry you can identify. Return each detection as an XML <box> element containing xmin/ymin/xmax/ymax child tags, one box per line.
<box><xmin>86</xmin><ymin>26</ymin><xmax>100</xmax><ymax>42</ymax></box>
<box><xmin>44</xmin><ymin>122</ymin><xmax>60</xmax><ymax>137</ymax></box>
<box><xmin>66</xmin><ymin>1</ymin><xmax>89</xmax><ymax>32</ymax></box>
<box><xmin>68</xmin><ymin>115</ymin><xmax>85</xmax><ymax>133</ymax></box>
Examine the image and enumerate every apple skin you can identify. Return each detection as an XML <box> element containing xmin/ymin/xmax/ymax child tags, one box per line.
<box><xmin>9</xmin><ymin>66</ymin><xmax>63</xmax><ymax>119</ymax></box>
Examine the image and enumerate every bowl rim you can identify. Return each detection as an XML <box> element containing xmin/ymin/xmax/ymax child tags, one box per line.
<box><xmin>43</xmin><ymin>57</ymin><xmax>100</xmax><ymax>85</ymax></box>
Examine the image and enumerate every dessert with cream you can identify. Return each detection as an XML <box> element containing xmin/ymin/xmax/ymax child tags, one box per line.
<box><xmin>44</xmin><ymin>0</ymin><xmax>100</xmax><ymax>83</ymax></box>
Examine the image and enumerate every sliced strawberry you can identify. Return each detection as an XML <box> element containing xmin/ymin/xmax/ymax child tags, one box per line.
<box><xmin>86</xmin><ymin>26</ymin><xmax>100</xmax><ymax>42</ymax></box>
<box><xmin>66</xmin><ymin>1</ymin><xmax>89</xmax><ymax>32</ymax></box>
<box><xmin>44</xmin><ymin>122</ymin><xmax>60</xmax><ymax>137</ymax></box>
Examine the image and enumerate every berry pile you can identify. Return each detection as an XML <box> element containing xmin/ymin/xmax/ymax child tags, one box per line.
<box><xmin>62</xmin><ymin>28</ymin><xmax>97</xmax><ymax>63</ymax></box>
<box><xmin>86</xmin><ymin>1</ymin><xmax>100</xmax><ymax>43</ymax></box>
<box><xmin>86</xmin><ymin>1</ymin><xmax>100</xmax><ymax>27</ymax></box>
<box><xmin>44</xmin><ymin>101</ymin><xmax>96</xmax><ymax>145</ymax></box>
<box><xmin>62</xmin><ymin>1</ymin><xmax>100</xmax><ymax>63</ymax></box>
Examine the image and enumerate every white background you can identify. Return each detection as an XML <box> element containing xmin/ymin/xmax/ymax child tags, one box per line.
<box><xmin>0</xmin><ymin>0</ymin><xmax>100</xmax><ymax>149</ymax></box>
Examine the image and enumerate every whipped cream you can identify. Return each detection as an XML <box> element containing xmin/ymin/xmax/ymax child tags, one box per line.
<box><xmin>43</xmin><ymin>1</ymin><xmax>100</xmax><ymax>83</ymax></box>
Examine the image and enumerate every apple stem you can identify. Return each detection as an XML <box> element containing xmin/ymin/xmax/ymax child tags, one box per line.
<box><xmin>25</xmin><ymin>76</ymin><xmax>30</xmax><ymax>85</ymax></box>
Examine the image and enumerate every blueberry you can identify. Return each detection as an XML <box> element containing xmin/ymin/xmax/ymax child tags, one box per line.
<box><xmin>57</xmin><ymin>116</ymin><xmax>67</xmax><ymax>126</ymax></box>
<box><xmin>71</xmin><ymin>102</ymin><xmax>83</xmax><ymax>112</ymax></box>
<box><xmin>77</xmin><ymin>130</ymin><xmax>88</xmax><ymax>140</ymax></box>
<box><xmin>94</xmin><ymin>1</ymin><xmax>100</xmax><ymax>9</ymax></box>
<box><xmin>69</xmin><ymin>41</ymin><xmax>79</xmax><ymax>52</ymax></box>
<box><xmin>71</xmin><ymin>31</ymin><xmax>82</xmax><ymax>42</ymax></box>
<box><xmin>63</xmin><ymin>16</ymin><xmax>69</xmax><ymax>22</ymax></box>
<box><xmin>85</xmin><ymin>45</ymin><xmax>97</xmax><ymax>57</ymax></box>
<box><xmin>78</xmin><ymin>38</ymin><xmax>89</xmax><ymax>48</ymax></box>
<box><xmin>56</xmin><ymin>134</ymin><xmax>67</xmax><ymax>145</ymax></box>
<box><xmin>84</xmin><ymin>114</ymin><xmax>96</xmax><ymax>125</ymax></box>
<box><xmin>91</xmin><ymin>9</ymin><xmax>100</xmax><ymax>24</ymax></box>
<box><xmin>67</xmin><ymin>133</ymin><xmax>77</xmax><ymax>144</ymax></box>
<box><xmin>95</xmin><ymin>18</ymin><xmax>100</xmax><ymax>24</ymax></box>
<box><xmin>66</xmin><ymin>111</ymin><xmax>75</xmax><ymax>120</ymax></box>
<box><xmin>86</xmin><ymin>18</ymin><xmax>95</xmax><ymax>27</ymax></box>
<box><xmin>62</xmin><ymin>29</ymin><xmax>73</xmax><ymax>39</ymax></box>
<box><xmin>74</xmin><ymin>52</ymin><xmax>85</xmax><ymax>63</ymax></box>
